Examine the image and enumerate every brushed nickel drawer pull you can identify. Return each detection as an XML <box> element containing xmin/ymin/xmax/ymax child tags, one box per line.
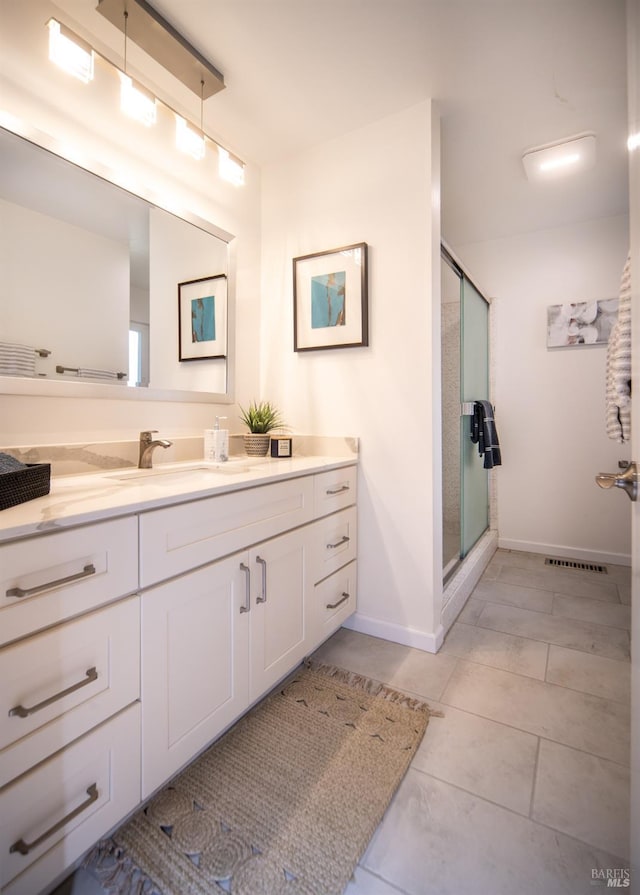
<box><xmin>239</xmin><ymin>563</ymin><xmax>251</xmax><ymax>613</ymax></box>
<box><xmin>326</xmin><ymin>485</ymin><xmax>349</xmax><ymax>495</ymax></box>
<box><xmin>327</xmin><ymin>535</ymin><xmax>350</xmax><ymax>549</ymax></box>
<box><xmin>255</xmin><ymin>556</ymin><xmax>267</xmax><ymax>604</ymax></box>
<box><xmin>9</xmin><ymin>667</ymin><xmax>99</xmax><ymax>718</ymax></box>
<box><xmin>326</xmin><ymin>592</ymin><xmax>350</xmax><ymax>610</ymax></box>
<box><xmin>10</xmin><ymin>783</ymin><xmax>99</xmax><ymax>856</ymax></box>
<box><xmin>6</xmin><ymin>563</ymin><xmax>97</xmax><ymax>599</ymax></box>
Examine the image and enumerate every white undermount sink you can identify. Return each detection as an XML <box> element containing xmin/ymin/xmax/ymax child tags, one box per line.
<box><xmin>105</xmin><ymin>460</ymin><xmax>263</xmax><ymax>483</ymax></box>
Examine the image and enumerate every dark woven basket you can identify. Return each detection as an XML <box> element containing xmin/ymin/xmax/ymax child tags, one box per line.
<box><xmin>0</xmin><ymin>463</ymin><xmax>51</xmax><ymax>511</ymax></box>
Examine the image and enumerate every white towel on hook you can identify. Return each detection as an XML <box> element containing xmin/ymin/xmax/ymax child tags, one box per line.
<box><xmin>605</xmin><ymin>253</ymin><xmax>631</xmax><ymax>443</ymax></box>
<box><xmin>76</xmin><ymin>368</ymin><xmax>119</xmax><ymax>380</ymax></box>
<box><xmin>0</xmin><ymin>341</ymin><xmax>36</xmax><ymax>376</ymax></box>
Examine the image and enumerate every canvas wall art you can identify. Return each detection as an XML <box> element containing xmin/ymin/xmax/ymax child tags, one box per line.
<box><xmin>546</xmin><ymin>298</ymin><xmax>618</xmax><ymax>348</ymax></box>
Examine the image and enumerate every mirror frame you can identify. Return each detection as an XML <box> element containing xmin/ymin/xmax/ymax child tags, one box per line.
<box><xmin>0</xmin><ymin>121</ymin><xmax>235</xmax><ymax>405</ymax></box>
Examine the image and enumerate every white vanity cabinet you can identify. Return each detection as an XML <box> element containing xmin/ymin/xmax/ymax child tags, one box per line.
<box><xmin>139</xmin><ymin>463</ymin><xmax>357</xmax><ymax>797</ymax></box>
<box><xmin>141</xmin><ymin>553</ymin><xmax>250</xmax><ymax>798</ymax></box>
<box><xmin>247</xmin><ymin>525</ymin><xmax>310</xmax><ymax>703</ymax></box>
<box><xmin>0</xmin><ymin>518</ymin><xmax>141</xmax><ymax>895</ymax></box>
<box><xmin>1</xmin><ymin>704</ymin><xmax>140</xmax><ymax>895</ymax></box>
<box><xmin>0</xmin><ymin>517</ymin><xmax>138</xmax><ymax>647</ymax></box>
<box><xmin>0</xmin><ymin>456</ymin><xmax>357</xmax><ymax>894</ymax></box>
<box><xmin>140</xmin><ymin>513</ymin><xmax>316</xmax><ymax>797</ymax></box>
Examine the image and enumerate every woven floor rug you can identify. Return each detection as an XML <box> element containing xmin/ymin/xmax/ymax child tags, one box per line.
<box><xmin>84</xmin><ymin>661</ymin><xmax>431</xmax><ymax>895</ymax></box>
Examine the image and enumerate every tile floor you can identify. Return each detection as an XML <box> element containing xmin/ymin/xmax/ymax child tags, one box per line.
<box><xmin>330</xmin><ymin>549</ymin><xmax>632</xmax><ymax>895</ymax></box>
<box><xmin>53</xmin><ymin>549</ymin><xmax>631</xmax><ymax>895</ymax></box>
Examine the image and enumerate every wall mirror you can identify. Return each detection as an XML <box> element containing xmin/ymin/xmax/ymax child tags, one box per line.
<box><xmin>0</xmin><ymin>125</ymin><xmax>234</xmax><ymax>403</ymax></box>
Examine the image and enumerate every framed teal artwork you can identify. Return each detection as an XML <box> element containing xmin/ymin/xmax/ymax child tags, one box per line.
<box><xmin>178</xmin><ymin>273</ymin><xmax>227</xmax><ymax>361</ymax></box>
<box><xmin>293</xmin><ymin>243</ymin><xmax>368</xmax><ymax>351</ymax></box>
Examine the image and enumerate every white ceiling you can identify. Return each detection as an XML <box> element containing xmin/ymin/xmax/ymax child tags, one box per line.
<box><xmin>143</xmin><ymin>0</ymin><xmax>630</xmax><ymax>247</ymax></box>
<box><xmin>10</xmin><ymin>0</ymin><xmax>632</xmax><ymax>247</ymax></box>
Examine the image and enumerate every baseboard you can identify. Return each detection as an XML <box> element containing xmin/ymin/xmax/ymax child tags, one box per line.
<box><xmin>498</xmin><ymin>537</ymin><xmax>631</xmax><ymax>568</ymax></box>
<box><xmin>343</xmin><ymin>613</ymin><xmax>444</xmax><ymax>654</ymax></box>
<box><xmin>441</xmin><ymin>529</ymin><xmax>498</xmax><ymax>634</ymax></box>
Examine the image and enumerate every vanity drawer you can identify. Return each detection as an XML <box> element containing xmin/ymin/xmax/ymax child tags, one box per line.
<box><xmin>312</xmin><ymin>561</ymin><xmax>357</xmax><ymax>643</ymax></box>
<box><xmin>0</xmin><ymin>597</ymin><xmax>140</xmax><ymax>788</ymax></box>
<box><xmin>0</xmin><ymin>703</ymin><xmax>141</xmax><ymax>895</ymax></box>
<box><xmin>0</xmin><ymin>517</ymin><xmax>138</xmax><ymax>647</ymax></box>
<box><xmin>140</xmin><ymin>477</ymin><xmax>314</xmax><ymax>586</ymax></box>
<box><xmin>314</xmin><ymin>465</ymin><xmax>357</xmax><ymax>518</ymax></box>
<box><xmin>312</xmin><ymin>506</ymin><xmax>357</xmax><ymax>584</ymax></box>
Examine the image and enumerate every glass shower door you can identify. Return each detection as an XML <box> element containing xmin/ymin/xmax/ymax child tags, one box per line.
<box><xmin>460</xmin><ymin>277</ymin><xmax>490</xmax><ymax>557</ymax></box>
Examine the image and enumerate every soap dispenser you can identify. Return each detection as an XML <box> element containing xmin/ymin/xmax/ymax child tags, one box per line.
<box><xmin>205</xmin><ymin>416</ymin><xmax>229</xmax><ymax>462</ymax></box>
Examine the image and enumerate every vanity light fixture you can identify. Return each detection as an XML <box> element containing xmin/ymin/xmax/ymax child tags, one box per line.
<box><xmin>47</xmin><ymin>19</ymin><xmax>94</xmax><ymax>84</ymax></box>
<box><xmin>118</xmin><ymin>9</ymin><xmax>157</xmax><ymax>126</ymax></box>
<box><xmin>218</xmin><ymin>148</ymin><xmax>245</xmax><ymax>186</ymax></box>
<box><xmin>97</xmin><ymin>0</ymin><xmax>225</xmax><ymax>100</ymax></box>
<box><xmin>175</xmin><ymin>116</ymin><xmax>206</xmax><ymax>159</ymax></box>
<box><xmin>522</xmin><ymin>133</ymin><xmax>596</xmax><ymax>182</ymax></box>
<box><xmin>175</xmin><ymin>78</ymin><xmax>206</xmax><ymax>160</ymax></box>
<box><xmin>628</xmin><ymin>132</ymin><xmax>640</xmax><ymax>152</ymax></box>
<box><xmin>119</xmin><ymin>73</ymin><xmax>157</xmax><ymax>126</ymax></box>
<box><xmin>45</xmin><ymin>3</ymin><xmax>245</xmax><ymax>183</ymax></box>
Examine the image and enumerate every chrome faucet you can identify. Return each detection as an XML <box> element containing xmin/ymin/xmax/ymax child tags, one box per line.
<box><xmin>138</xmin><ymin>430</ymin><xmax>172</xmax><ymax>469</ymax></box>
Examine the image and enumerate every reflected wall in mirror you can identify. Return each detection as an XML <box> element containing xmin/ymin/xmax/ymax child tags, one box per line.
<box><xmin>0</xmin><ymin>126</ymin><xmax>231</xmax><ymax>401</ymax></box>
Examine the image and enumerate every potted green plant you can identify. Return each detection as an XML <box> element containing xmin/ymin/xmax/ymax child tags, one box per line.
<box><xmin>239</xmin><ymin>400</ymin><xmax>286</xmax><ymax>456</ymax></box>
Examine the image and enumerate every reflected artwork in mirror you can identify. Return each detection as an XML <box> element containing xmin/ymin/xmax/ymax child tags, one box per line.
<box><xmin>0</xmin><ymin>126</ymin><xmax>233</xmax><ymax>403</ymax></box>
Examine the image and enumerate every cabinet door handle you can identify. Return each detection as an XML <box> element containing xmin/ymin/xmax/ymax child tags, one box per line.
<box><xmin>255</xmin><ymin>555</ymin><xmax>267</xmax><ymax>603</ymax></box>
<box><xmin>6</xmin><ymin>563</ymin><xmax>96</xmax><ymax>599</ymax></box>
<box><xmin>327</xmin><ymin>535</ymin><xmax>350</xmax><ymax>549</ymax></box>
<box><xmin>326</xmin><ymin>484</ymin><xmax>350</xmax><ymax>495</ymax></box>
<box><xmin>326</xmin><ymin>592</ymin><xmax>350</xmax><ymax>610</ymax></box>
<box><xmin>239</xmin><ymin>563</ymin><xmax>251</xmax><ymax>613</ymax></box>
<box><xmin>9</xmin><ymin>667</ymin><xmax>98</xmax><ymax>719</ymax></box>
<box><xmin>10</xmin><ymin>783</ymin><xmax>99</xmax><ymax>856</ymax></box>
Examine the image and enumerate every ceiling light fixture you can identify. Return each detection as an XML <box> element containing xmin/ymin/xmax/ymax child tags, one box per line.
<box><xmin>522</xmin><ymin>133</ymin><xmax>596</xmax><ymax>182</ymax></box>
<box><xmin>47</xmin><ymin>18</ymin><xmax>94</xmax><ymax>83</ymax></box>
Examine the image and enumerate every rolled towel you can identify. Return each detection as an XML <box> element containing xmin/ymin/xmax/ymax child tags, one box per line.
<box><xmin>76</xmin><ymin>368</ymin><xmax>119</xmax><ymax>380</ymax></box>
<box><xmin>0</xmin><ymin>452</ymin><xmax>27</xmax><ymax>474</ymax></box>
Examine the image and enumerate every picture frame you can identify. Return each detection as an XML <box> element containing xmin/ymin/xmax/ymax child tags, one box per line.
<box><xmin>178</xmin><ymin>274</ymin><xmax>227</xmax><ymax>361</ymax></box>
<box><xmin>546</xmin><ymin>298</ymin><xmax>618</xmax><ymax>348</ymax></box>
<box><xmin>293</xmin><ymin>242</ymin><xmax>368</xmax><ymax>351</ymax></box>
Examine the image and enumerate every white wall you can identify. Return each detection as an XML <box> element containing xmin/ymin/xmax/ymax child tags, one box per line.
<box><xmin>149</xmin><ymin>208</ymin><xmax>227</xmax><ymax>394</ymax></box>
<box><xmin>260</xmin><ymin>100</ymin><xmax>444</xmax><ymax>649</ymax></box>
<box><xmin>454</xmin><ymin>214</ymin><xmax>630</xmax><ymax>564</ymax></box>
<box><xmin>0</xmin><ymin>197</ymin><xmax>129</xmax><ymax>377</ymax></box>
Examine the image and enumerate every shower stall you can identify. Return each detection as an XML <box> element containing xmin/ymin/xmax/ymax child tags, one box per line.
<box><xmin>440</xmin><ymin>246</ymin><xmax>493</xmax><ymax>586</ymax></box>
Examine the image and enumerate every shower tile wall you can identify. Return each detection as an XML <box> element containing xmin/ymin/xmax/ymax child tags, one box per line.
<box><xmin>442</xmin><ymin>299</ymin><xmax>461</xmax><ymax>570</ymax></box>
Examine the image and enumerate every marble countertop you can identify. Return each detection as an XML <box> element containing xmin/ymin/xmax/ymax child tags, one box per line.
<box><xmin>0</xmin><ymin>455</ymin><xmax>357</xmax><ymax>543</ymax></box>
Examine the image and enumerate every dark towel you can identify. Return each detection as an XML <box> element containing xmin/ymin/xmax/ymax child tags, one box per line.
<box><xmin>471</xmin><ymin>401</ymin><xmax>502</xmax><ymax>469</ymax></box>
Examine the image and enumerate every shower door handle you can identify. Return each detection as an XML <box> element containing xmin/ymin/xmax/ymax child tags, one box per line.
<box><xmin>595</xmin><ymin>462</ymin><xmax>638</xmax><ymax>501</ymax></box>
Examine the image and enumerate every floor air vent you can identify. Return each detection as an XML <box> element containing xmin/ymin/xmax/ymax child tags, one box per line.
<box><xmin>545</xmin><ymin>558</ymin><xmax>608</xmax><ymax>573</ymax></box>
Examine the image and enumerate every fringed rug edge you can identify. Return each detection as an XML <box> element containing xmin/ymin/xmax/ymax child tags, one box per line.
<box><xmin>82</xmin><ymin>837</ymin><xmax>161</xmax><ymax>895</ymax></box>
<box><xmin>303</xmin><ymin>657</ymin><xmax>444</xmax><ymax>718</ymax></box>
